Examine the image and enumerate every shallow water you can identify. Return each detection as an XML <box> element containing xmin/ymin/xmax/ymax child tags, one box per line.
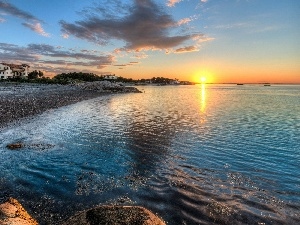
<box><xmin>0</xmin><ymin>84</ymin><xmax>299</xmax><ymax>224</ymax></box>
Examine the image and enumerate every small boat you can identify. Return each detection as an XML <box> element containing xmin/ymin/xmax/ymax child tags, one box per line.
<box><xmin>237</xmin><ymin>83</ymin><xmax>244</xmax><ymax>85</ymax></box>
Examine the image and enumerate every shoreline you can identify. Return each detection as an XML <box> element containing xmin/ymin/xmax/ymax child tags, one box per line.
<box><xmin>0</xmin><ymin>82</ymin><xmax>167</xmax><ymax>225</ymax></box>
<box><xmin>0</xmin><ymin>82</ymin><xmax>141</xmax><ymax>128</ymax></box>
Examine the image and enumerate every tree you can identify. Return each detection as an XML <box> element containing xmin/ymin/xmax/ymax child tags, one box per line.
<box><xmin>52</xmin><ymin>72</ymin><xmax>102</xmax><ymax>82</ymax></box>
<box><xmin>38</xmin><ymin>70</ymin><xmax>44</xmax><ymax>78</ymax></box>
<box><xmin>28</xmin><ymin>70</ymin><xmax>43</xmax><ymax>79</ymax></box>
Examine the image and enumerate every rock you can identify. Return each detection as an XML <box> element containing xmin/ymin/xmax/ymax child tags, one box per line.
<box><xmin>63</xmin><ymin>206</ymin><xmax>165</xmax><ymax>225</ymax></box>
<box><xmin>6</xmin><ymin>143</ymin><xmax>24</xmax><ymax>150</ymax></box>
<box><xmin>76</xmin><ymin>81</ymin><xmax>142</xmax><ymax>93</ymax></box>
<box><xmin>0</xmin><ymin>198</ymin><xmax>38</xmax><ymax>225</ymax></box>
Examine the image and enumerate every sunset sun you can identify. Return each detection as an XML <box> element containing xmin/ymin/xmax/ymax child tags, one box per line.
<box><xmin>193</xmin><ymin>69</ymin><xmax>215</xmax><ymax>84</ymax></box>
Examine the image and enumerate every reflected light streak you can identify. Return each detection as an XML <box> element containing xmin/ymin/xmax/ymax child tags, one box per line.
<box><xmin>200</xmin><ymin>84</ymin><xmax>206</xmax><ymax>113</ymax></box>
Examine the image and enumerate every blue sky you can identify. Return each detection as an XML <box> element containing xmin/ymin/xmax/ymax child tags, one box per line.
<box><xmin>0</xmin><ymin>0</ymin><xmax>299</xmax><ymax>83</ymax></box>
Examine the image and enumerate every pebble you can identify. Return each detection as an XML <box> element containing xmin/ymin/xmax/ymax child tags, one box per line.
<box><xmin>0</xmin><ymin>82</ymin><xmax>141</xmax><ymax>128</ymax></box>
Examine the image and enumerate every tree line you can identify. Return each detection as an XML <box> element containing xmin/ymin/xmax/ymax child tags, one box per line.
<box><xmin>2</xmin><ymin>71</ymin><xmax>179</xmax><ymax>85</ymax></box>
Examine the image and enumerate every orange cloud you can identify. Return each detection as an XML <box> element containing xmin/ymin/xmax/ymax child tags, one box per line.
<box><xmin>175</xmin><ymin>46</ymin><xmax>199</xmax><ymax>53</ymax></box>
<box><xmin>167</xmin><ymin>0</ymin><xmax>182</xmax><ymax>7</ymax></box>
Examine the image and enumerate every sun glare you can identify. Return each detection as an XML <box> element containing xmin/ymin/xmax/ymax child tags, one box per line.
<box><xmin>192</xmin><ymin>69</ymin><xmax>215</xmax><ymax>84</ymax></box>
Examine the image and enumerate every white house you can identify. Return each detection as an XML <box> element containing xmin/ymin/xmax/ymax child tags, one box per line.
<box><xmin>102</xmin><ymin>74</ymin><xmax>118</xmax><ymax>80</ymax></box>
<box><xmin>0</xmin><ymin>63</ymin><xmax>30</xmax><ymax>79</ymax></box>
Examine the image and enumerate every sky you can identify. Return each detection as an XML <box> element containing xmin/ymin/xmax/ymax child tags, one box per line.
<box><xmin>0</xmin><ymin>0</ymin><xmax>299</xmax><ymax>83</ymax></box>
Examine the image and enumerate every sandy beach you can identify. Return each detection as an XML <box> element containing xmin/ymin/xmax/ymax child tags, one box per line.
<box><xmin>0</xmin><ymin>82</ymin><xmax>140</xmax><ymax>128</ymax></box>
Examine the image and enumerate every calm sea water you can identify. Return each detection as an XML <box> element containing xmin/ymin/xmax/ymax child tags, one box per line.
<box><xmin>0</xmin><ymin>84</ymin><xmax>299</xmax><ymax>224</ymax></box>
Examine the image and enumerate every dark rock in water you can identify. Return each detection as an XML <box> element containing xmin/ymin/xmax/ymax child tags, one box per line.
<box><xmin>6</xmin><ymin>142</ymin><xmax>55</xmax><ymax>151</ymax></box>
<box><xmin>6</xmin><ymin>143</ymin><xmax>24</xmax><ymax>150</ymax></box>
<box><xmin>63</xmin><ymin>206</ymin><xmax>165</xmax><ymax>225</ymax></box>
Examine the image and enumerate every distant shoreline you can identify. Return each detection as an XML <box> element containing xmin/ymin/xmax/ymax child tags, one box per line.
<box><xmin>0</xmin><ymin>82</ymin><xmax>141</xmax><ymax>128</ymax></box>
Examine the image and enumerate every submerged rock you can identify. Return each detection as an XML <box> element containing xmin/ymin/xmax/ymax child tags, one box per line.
<box><xmin>6</xmin><ymin>142</ymin><xmax>56</xmax><ymax>151</ymax></box>
<box><xmin>0</xmin><ymin>198</ymin><xmax>38</xmax><ymax>225</ymax></box>
<box><xmin>6</xmin><ymin>143</ymin><xmax>24</xmax><ymax>150</ymax></box>
<box><xmin>63</xmin><ymin>206</ymin><xmax>165</xmax><ymax>225</ymax></box>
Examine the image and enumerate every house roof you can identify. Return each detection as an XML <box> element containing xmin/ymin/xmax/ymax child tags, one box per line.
<box><xmin>1</xmin><ymin>62</ymin><xmax>30</xmax><ymax>69</ymax></box>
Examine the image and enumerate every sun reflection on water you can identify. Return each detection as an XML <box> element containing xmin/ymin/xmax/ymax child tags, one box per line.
<box><xmin>200</xmin><ymin>83</ymin><xmax>206</xmax><ymax>113</ymax></box>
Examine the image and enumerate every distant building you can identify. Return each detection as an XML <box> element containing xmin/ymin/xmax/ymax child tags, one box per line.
<box><xmin>170</xmin><ymin>79</ymin><xmax>180</xmax><ymax>85</ymax></box>
<box><xmin>0</xmin><ymin>63</ymin><xmax>30</xmax><ymax>79</ymax></box>
<box><xmin>101</xmin><ymin>74</ymin><xmax>118</xmax><ymax>80</ymax></box>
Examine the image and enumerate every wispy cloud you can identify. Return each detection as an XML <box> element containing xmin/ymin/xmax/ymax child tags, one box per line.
<box><xmin>167</xmin><ymin>0</ymin><xmax>182</xmax><ymax>7</ymax></box>
<box><xmin>212</xmin><ymin>22</ymin><xmax>253</xmax><ymax>30</ymax></box>
<box><xmin>27</xmin><ymin>44</ymin><xmax>114</xmax><ymax>66</ymax></box>
<box><xmin>175</xmin><ymin>45</ymin><xmax>199</xmax><ymax>53</ymax></box>
<box><xmin>60</xmin><ymin>0</ymin><xmax>203</xmax><ymax>53</ymax></box>
<box><xmin>168</xmin><ymin>0</ymin><xmax>207</xmax><ymax>7</ymax></box>
<box><xmin>0</xmin><ymin>1</ymin><xmax>49</xmax><ymax>36</ymax></box>
<box><xmin>0</xmin><ymin>43</ymin><xmax>39</xmax><ymax>62</ymax></box>
<box><xmin>114</xmin><ymin>64</ymin><xmax>127</xmax><ymax>67</ymax></box>
<box><xmin>113</xmin><ymin>62</ymin><xmax>139</xmax><ymax>68</ymax></box>
<box><xmin>61</xmin><ymin>33</ymin><xmax>69</xmax><ymax>39</ymax></box>
<box><xmin>22</xmin><ymin>22</ymin><xmax>50</xmax><ymax>37</ymax></box>
<box><xmin>248</xmin><ymin>25</ymin><xmax>281</xmax><ymax>34</ymax></box>
<box><xmin>0</xmin><ymin>42</ymin><xmax>114</xmax><ymax>73</ymax></box>
<box><xmin>177</xmin><ymin>18</ymin><xmax>192</xmax><ymax>26</ymax></box>
<box><xmin>0</xmin><ymin>1</ymin><xmax>39</xmax><ymax>21</ymax></box>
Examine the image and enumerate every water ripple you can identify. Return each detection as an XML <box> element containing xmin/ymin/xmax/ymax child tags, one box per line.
<box><xmin>0</xmin><ymin>85</ymin><xmax>300</xmax><ymax>224</ymax></box>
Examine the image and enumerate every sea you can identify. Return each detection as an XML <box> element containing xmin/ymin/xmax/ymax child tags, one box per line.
<box><xmin>0</xmin><ymin>84</ymin><xmax>299</xmax><ymax>224</ymax></box>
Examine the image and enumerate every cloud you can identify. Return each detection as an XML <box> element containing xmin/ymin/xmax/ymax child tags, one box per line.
<box><xmin>113</xmin><ymin>62</ymin><xmax>140</xmax><ymax>69</ymax></box>
<box><xmin>61</xmin><ymin>33</ymin><xmax>69</xmax><ymax>39</ymax></box>
<box><xmin>32</xmin><ymin>63</ymin><xmax>111</xmax><ymax>76</ymax></box>
<box><xmin>22</xmin><ymin>22</ymin><xmax>50</xmax><ymax>37</ymax></box>
<box><xmin>168</xmin><ymin>0</ymin><xmax>207</xmax><ymax>7</ymax></box>
<box><xmin>0</xmin><ymin>17</ymin><xmax>5</xmax><ymax>23</ymax></box>
<box><xmin>175</xmin><ymin>45</ymin><xmax>199</xmax><ymax>53</ymax></box>
<box><xmin>60</xmin><ymin>0</ymin><xmax>201</xmax><ymax>52</ymax></box>
<box><xmin>177</xmin><ymin>18</ymin><xmax>192</xmax><ymax>26</ymax></box>
<box><xmin>0</xmin><ymin>1</ymin><xmax>39</xmax><ymax>21</ymax></box>
<box><xmin>114</xmin><ymin>64</ymin><xmax>127</xmax><ymax>67</ymax></box>
<box><xmin>167</xmin><ymin>0</ymin><xmax>182</xmax><ymax>7</ymax></box>
<box><xmin>167</xmin><ymin>0</ymin><xmax>207</xmax><ymax>7</ymax></box>
<box><xmin>0</xmin><ymin>42</ymin><xmax>39</xmax><ymax>62</ymax></box>
<box><xmin>0</xmin><ymin>1</ymin><xmax>49</xmax><ymax>36</ymax></box>
<box><xmin>131</xmin><ymin>52</ymin><xmax>149</xmax><ymax>59</ymax></box>
<box><xmin>212</xmin><ymin>22</ymin><xmax>252</xmax><ymax>30</ymax></box>
<box><xmin>27</xmin><ymin>43</ymin><xmax>114</xmax><ymax>65</ymax></box>
<box><xmin>0</xmin><ymin>42</ymin><xmax>114</xmax><ymax>74</ymax></box>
